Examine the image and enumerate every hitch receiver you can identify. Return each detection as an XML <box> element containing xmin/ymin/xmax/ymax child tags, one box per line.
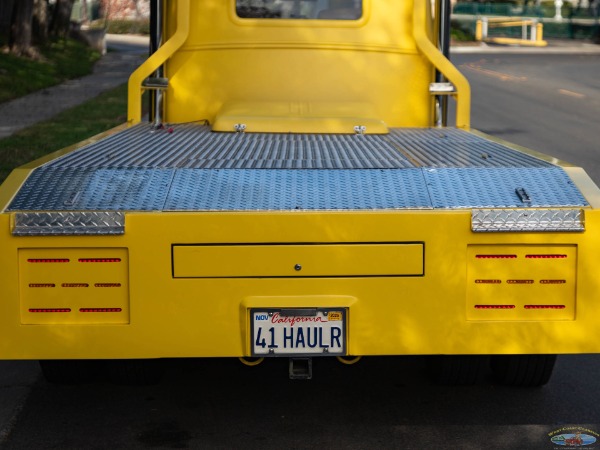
<box><xmin>289</xmin><ymin>358</ymin><xmax>312</xmax><ymax>380</ymax></box>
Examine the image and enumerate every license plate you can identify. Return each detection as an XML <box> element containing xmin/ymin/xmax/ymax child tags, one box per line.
<box><xmin>251</xmin><ymin>308</ymin><xmax>346</xmax><ymax>356</ymax></box>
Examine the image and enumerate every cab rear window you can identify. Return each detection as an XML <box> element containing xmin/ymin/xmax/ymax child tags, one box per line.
<box><xmin>236</xmin><ymin>0</ymin><xmax>363</xmax><ymax>20</ymax></box>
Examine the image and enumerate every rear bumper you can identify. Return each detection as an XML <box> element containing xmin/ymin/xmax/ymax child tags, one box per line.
<box><xmin>1</xmin><ymin>209</ymin><xmax>600</xmax><ymax>359</ymax></box>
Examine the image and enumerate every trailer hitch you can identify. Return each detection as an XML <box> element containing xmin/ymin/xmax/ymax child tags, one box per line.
<box><xmin>289</xmin><ymin>357</ymin><xmax>312</xmax><ymax>380</ymax></box>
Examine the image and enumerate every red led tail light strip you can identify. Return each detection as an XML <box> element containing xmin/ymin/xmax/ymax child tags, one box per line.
<box><xmin>540</xmin><ymin>280</ymin><xmax>567</xmax><ymax>284</ymax></box>
<box><xmin>507</xmin><ymin>280</ymin><xmax>534</xmax><ymax>284</ymax></box>
<box><xmin>61</xmin><ymin>283</ymin><xmax>89</xmax><ymax>288</ymax></box>
<box><xmin>94</xmin><ymin>283</ymin><xmax>122</xmax><ymax>288</ymax></box>
<box><xmin>29</xmin><ymin>308</ymin><xmax>71</xmax><ymax>313</ymax></box>
<box><xmin>28</xmin><ymin>283</ymin><xmax>56</xmax><ymax>288</ymax></box>
<box><xmin>474</xmin><ymin>305</ymin><xmax>515</xmax><ymax>309</ymax></box>
<box><xmin>79</xmin><ymin>308</ymin><xmax>123</xmax><ymax>313</ymax></box>
<box><xmin>27</xmin><ymin>259</ymin><xmax>69</xmax><ymax>263</ymax></box>
<box><xmin>525</xmin><ymin>254</ymin><xmax>567</xmax><ymax>259</ymax></box>
<box><xmin>476</xmin><ymin>255</ymin><xmax>517</xmax><ymax>259</ymax></box>
<box><xmin>78</xmin><ymin>258</ymin><xmax>121</xmax><ymax>263</ymax></box>
<box><xmin>524</xmin><ymin>305</ymin><xmax>566</xmax><ymax>309</ymax></box>
<box><xmin>475</xmin><ymin>279</ymin><xmax>502</xmax><ymax>284</ymax></box>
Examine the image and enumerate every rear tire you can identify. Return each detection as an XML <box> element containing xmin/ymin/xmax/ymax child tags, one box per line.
<box><xmin>490</xmin><ymin>354</ymin><xmax>557</xmax><ymax>387</ymax></box>
<box><xmin>428</xmin><ymin>355</ymin><xmax>485</xmax><ymax>385</ymax></box>
<box><xmin>107</xmin><ymin>359</ymin><xmax>164</xmax><ymax>385</ymax></box>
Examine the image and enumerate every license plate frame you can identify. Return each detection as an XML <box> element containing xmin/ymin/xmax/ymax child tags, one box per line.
<box><xmin>251</xmin><ymin>308</ymin><xmax>347</xmax><ymax>357</ymax></box>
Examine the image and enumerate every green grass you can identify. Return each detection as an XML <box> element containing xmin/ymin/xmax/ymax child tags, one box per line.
<box><xmin>105</xmin><ymin>19</ymin><xmax>150</xmax><ymax>35</ymax></box>
<box><xmin>0</xmin><ymin>38</ymin><xmax>101</xmax><ymax>104</ymax></box>
<box><xmin>0</xmin><ymin>83</ymin><xmax>128</xmax><ymax>183</ymax></box>
<box><xmin>88</xmin><ymin>19</ymin><xmax>150</xmax><ymax>35</ymax></box>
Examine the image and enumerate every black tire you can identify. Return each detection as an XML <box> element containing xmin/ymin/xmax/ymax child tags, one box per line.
<box><xmin>39</xmin><ymin>360</ymin><xmax>98</xmax><ymax>384</ymax></box>
<box><xmin>428</xmin><ymin>355</ymin><xmax>485</xmax><ymax>386</ymax></box>
<box><xmin>490</xmin><ymin>354</ymin><xmax>557</xmax><ymax>387</ymax></box>
<box><xmin>107</xmin><ymin>359</ymin><xmax>164</xmax><ymax>386</ymax></box>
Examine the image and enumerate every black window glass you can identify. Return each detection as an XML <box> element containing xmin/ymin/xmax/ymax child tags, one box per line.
<box><xmin>236</xmin><ymin>0</ymin><xmax>363</xmax><ymax>20</ymax></box>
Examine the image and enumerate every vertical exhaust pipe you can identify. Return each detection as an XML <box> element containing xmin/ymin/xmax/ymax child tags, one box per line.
<box><xmin>150</xmin><ymin>0</ymin><xmax>165</xmax><ymax>127</ymax></box>
<box><xmin>434</xmin><ymin>0</ymin><xmax>451</xmax><ymax>126</ymax></box>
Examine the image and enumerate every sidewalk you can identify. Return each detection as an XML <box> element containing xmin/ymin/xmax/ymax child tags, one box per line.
<box><xmin>0</xmin><ymin>34</ymin><xmax>149</xmax><ymax>139</ymax></box>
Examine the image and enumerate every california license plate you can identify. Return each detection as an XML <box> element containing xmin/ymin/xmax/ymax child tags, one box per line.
<box><xmin>251</xmin><ymin>308</ymin><xmax>346</xmax><ymax>356</ymax></box>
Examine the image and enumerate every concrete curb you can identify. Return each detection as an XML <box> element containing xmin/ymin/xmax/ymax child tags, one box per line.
<box><xmin>452</xmin><ymin>42</ymin><xmax>600</xmax><ymax>54</ymax></box>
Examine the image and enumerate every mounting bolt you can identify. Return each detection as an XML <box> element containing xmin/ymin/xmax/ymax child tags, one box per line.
<box><xmin>294</xmin><ymin>264</ymin><xmax>302</xmax><ymax>271</ymax></box>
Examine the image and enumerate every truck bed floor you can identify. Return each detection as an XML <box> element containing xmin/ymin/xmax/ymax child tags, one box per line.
<box><xmin>8</xmin><ymin>124</ymin><xmax>587</xmax><ymax>212</ymax></box>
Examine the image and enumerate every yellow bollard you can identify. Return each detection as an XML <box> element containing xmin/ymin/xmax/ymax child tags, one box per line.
<box><xmin>476</xmin><ymin>19</ymin><xmax>483</xmax><ymax>41</ymax></box>
<box><xmin>536</xmin><ymin>23</ymin><xmax>544</xmax><ymax>42</ymax></box>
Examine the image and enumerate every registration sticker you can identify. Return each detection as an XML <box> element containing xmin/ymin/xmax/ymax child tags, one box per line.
<box><xmin>328</xmin><ymin>311</ymin><xmax>342</xmax><ymax>321</ymax></box>
<box><xmin>251</xmin><ymin>308</ymin><xmax>346</xmax><ymax>357</ymax></box>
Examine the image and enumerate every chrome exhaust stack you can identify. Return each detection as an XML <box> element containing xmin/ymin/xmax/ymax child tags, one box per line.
<box><xmin>149</xmin><ymin>0</ymin><xmax>166</xmax><ymax>127</ymax></box>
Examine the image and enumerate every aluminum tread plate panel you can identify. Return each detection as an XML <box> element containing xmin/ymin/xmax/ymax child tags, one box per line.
<box><xmin>9</xmin><ymin>168</ymin><xmax>175</xmax><ymax>211</ymax></box>
<box><xmin>13</xmin><ymin>211</ymin><xmax>125</xmax><ymax>235</ymax></box>
<box><xmin>6</xmin><ymin>125</ymin><xmax>586</xmax><ymax>212</ymax></box>
<box><xmin>44</xmin><ymin>124</ymin><xmax>551</xmax><ymax>170</ymax></box>
<box><xmin>163</xmin><ymin>169</ymin><xmax>431</xmax><ymax>211</ymax></box>
<box><xmin>387</xmin><ymin>130</ymin><xmax>550</xmax><ymax>168</ymax></box>
<box><xmin>46</xmin><ymin>124</ymin><xmax>415</xmax><ymax>170</ymax></box>
<box><xmin>8</xmin><ymin>166</ymin><xmax>587</xmax><ymax>211</ymax></box>
<box><xmin>424</xmin><ymin>167</ymin><xmax>587</xmax><ymax>208</ymax></box>
<box><xmin>9</xmin><ymin>168</ymin><xmax>432</xmax><ymax>211</ymax></box>
<box><xmin>471</xmin><ymin>209</ymin><xmax>585</xmax><ymax>232</ymax></box>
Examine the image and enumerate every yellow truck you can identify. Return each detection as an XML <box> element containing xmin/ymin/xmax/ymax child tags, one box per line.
<box><xmin>1</xmin><ymin>0</ymin><xmax>598</xmax><ymax>386</ymax></box>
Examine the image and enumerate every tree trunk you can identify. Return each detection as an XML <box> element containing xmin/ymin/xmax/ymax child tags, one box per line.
<box><xmin>0</xmin><ymin>0</ymin><xmax>16</xmax><ymax>41</ymax></box>
<box><xmin>33</xmin><ymin>0</ymin><xmax>49</xmax><ymax>43</ymax></box>
<box><xmin>9</xmin><ymin>0</ymin><xmax>34</xmax><ymax>56</ymax></box>
<box><xmin>81</xmin><ymin>0</ymin><xmax>89</xmax><ymax>23</ymax></box>
<box><xmin>50</xmin><ymin>0</ymin><xmax>75</xmax><ymax>37</ymax></box>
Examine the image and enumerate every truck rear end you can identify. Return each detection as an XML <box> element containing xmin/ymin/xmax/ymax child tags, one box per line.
<box><xmin>1</xmin><ymin>0</ymin><xmax>599</xmax><ymax>385</ymax></box>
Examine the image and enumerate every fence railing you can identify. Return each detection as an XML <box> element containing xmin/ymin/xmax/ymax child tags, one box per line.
<box><xmin>453</xmin><ymin>2</ymin><xmax>599</xmax><ymax>39</ymax></box>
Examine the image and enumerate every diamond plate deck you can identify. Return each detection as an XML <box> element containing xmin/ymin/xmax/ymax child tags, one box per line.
<box><xmin>423</xmin><ymin>167</ymin><xmax>587</xmax><ymax>209</ymax></box>
<box><xmin>471</xmin><ymin>209</ymin><xmax>585</xmax><ymax>232</ymax></box>
<box><xmin>13</xmin><ymin>212</ymin><xmax>125</xmax><ymax>235</ymax></box>
<box><xmin>164</xmin><ymin>169</ymin><xmax>431</xmax><ymax>211</ymax></box>
<box><xmin>10</xmin><ymin>168</ymin><xmax>175</xmax><ymax>211</ymax></box>
<box><xmin>46</xmin><ymin>124</ymin><xmax>416</xmax><ymax>170</ymax></box>
<box><xmin>45</xmin><ymin>124</ymin><xmax>551</xmax><ymax>170</ymax></box>
<box><xmin>6</xmin><ymin>124</ymin><xmax>588</xmax><ymax>212</ymax></box>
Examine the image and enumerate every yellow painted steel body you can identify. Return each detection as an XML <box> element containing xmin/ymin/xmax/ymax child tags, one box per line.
<box><xmin>0</xmin><ymin>0</ymin><xmax>599</xmax><ymax>361</ymax></box>
<box><xmin>0</xmin><ymin>210</ymin><xmax>599</xmax><ymax>359</ymax></box>
<box><xmin>0</xmin><ymin>157</ymin><xmax>599</xmax><ymax>359</ymax></box>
